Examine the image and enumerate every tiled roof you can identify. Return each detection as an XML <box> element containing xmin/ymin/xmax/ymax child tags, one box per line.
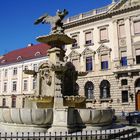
<box><xmin>0</xmin><ymin>44</ymin><xmax>50</xmax><ymax>66</ymax></box>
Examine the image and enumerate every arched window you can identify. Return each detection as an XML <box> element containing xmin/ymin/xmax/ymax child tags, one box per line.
<box><xmin>85</xmin><ymin>81</ymin><xmax>94</xmax><ymax>99</ymax></box>
<box><xmin>11</xmin><ymin>95</ymin><xmax>16</xmax><ymax>108</ymax></box>
<box><xmin>135</xmin><ymin>78</ymin><xmax>140</xmax><ymax>87</ymax></box>
<box><xmin>74</xmin><ymin>83</ymin><xmax>79</xmax><ymax>96</ymax></box>
<box><xmin>100</xmin><ymin>80</ymin><xmax>110</xmax><ymax>99</ymax></box>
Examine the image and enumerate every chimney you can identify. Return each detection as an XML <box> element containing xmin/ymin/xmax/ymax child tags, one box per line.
<box><xmin>27</xmin><ymin>43</ymin><xmax>33</xmax><ymax>47</ymax></box>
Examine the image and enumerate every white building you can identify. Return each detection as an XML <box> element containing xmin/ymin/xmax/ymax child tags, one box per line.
<box><xmin>64</xmin><ymin>0</ymin><xmax>140</xmax><ymax>114</ymax></box>
<box><xmin>0</xmin><ymin>44</ymin><xmax>49</xmax><ymax>108</ymax></box>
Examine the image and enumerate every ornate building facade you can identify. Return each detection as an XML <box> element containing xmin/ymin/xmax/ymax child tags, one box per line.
<box><xmin>0</xmin><ymin>44</ymin><xmax>49</xmax><ymax>108</ymax></box>
<box><xmin>64</xmin><ymin>0</ymin><xmax>140</xmax><ymax>114</ymax></box>
<box><xmin>0</xmin><ymin>0</ymin><xmax>140</xmax><ymax>114</ymax></box>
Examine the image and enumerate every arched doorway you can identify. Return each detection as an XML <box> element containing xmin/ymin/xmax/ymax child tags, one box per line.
<box><xmin>135</xmin><ymin>78</ymin><xmax>140</xmax><ymax>111</ymax></box>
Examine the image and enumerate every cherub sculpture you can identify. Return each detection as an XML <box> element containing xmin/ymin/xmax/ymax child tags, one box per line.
<box><xmin>34</xmin><ymin>9</ymin><xmax>68</xmax><ymax>34</ymax></box>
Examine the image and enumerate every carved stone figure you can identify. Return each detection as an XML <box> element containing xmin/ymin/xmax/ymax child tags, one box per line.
<box><xmin>34</xmin><ymin>9</ymin><xmax>68</xmax><ymax>34</ymax></box>
<box><xmin>38</xmin><ymin>63</ymin><xmax>52</xmax><ymax>96</ymax></box>
<box><xmin>62</xmin><ymin>62</ymin><xmax>78</xmax><ymax>96</ymax></box>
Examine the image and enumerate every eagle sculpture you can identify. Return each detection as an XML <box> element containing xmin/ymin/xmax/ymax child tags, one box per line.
<box><xmin>34</xmin><ymin>9</ymin><xmax>68</xmax><ymax>34</ymax></box>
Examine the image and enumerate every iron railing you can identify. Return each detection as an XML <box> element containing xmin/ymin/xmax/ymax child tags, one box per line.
<box><xmin>0</xmin><ymin>128</ymin><xmax>139</xmax><ymax>139</ymax></box>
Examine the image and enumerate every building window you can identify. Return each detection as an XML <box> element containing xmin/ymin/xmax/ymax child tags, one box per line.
<box><xmin>121</xmin><ymin>79</ymin><xmax>128</xmax><ymax>86</ymax></box>
<box><xmin>23</xmin><ymin>80</ymin><xmax>28</xmax><ymax>91</ymax></box>
<box><xmin>72</xmin><ymin>35</ymin><xmax>78</xmax><ymax>48</ymax></box>
<box><xmin>11</xmin><ymin>95</ymin><xmax>16</xmax><ymax>108</ymax></box>
<box><xmin>134</xmin><ymin>21</ymin><xmax>140</xmax><ymax>35</ymax></box>
<box><xmin>85</xmin><ymin>81</ymin><xmax>94</xmax><ymax>99</ymax></box>
<box><xmin>33</xmin><ymin>78</ymin><xmax>37</xmax><ymax>90</ymax></box>
<box><xmin>135</xmin><ymin>78</ymin><xmax>140</xmax><ymax>87</ymax></box>
<box><xmin>100</xmin><ymin>80</ymin><xmax>110</xmax><ymax>99</ymax></box>
<box><xmin>136</xmin><ymin>49</ymin><xmax>140</xmax><ymax>64</ymax></box>
<box><xmin>118</xmin><ymin>24</ymin><xmax>125</xmax><ymax>38</ymax></box>
<box><xmin>101</xmin><ymin>54</ymin><xmax>108</xmax><ymax>70</ymax></box>
<box><xmin>85</xmin><ymin>32</ymin><xmax>92</xmax><ymax>45</ymax></box>
<box><xmin>120</xmin><ymin>51</ymin><xmax>127</xmax><ymax>66</ymax></box>
<box><xmin>3</xmin><ymin>82</ymin><xmax>7</xmax><ymax>92</ymax></box>
<box><xmin>86</xmin><ymin>56</ymin><xmax>93</xmax><ymax>71</ymax></box>
<box><xmin>22</xmin><ymin>98</ymin><xmax>25</xmax><ymax>108</ymax></box>
<box><xmin>2</xmin><ymin>98</ymin><xmax>6</xmax><ymax>107</ymax></box>
<box><xmin>121</xmin><ymin>57</ymin><xmax>127</xmax><ymax>66</ymax></box>
<box><xmin>100</xmin><ymin>28</ymin><xmax>108</xmax><ymax>42</ymax></box>
<box><xmin>13</xmin><ymin>67</ymin><xmax>17</xmax><ymax>75</ymax></box>
<box><xmin>12</xmin><ymin>81</ymin><xmax>17</xmax><ymax>92</ymax></box>
<box><xmin>4</xmin><ymin>69</ymin><xmax>7</xmax><ymax>77</ymax></box>
<box><xmin>122</xmin><ymin>90</ymin><xmax>128</xmax><ymax>103</ymax></box>
<box><xmin>33</xmin><ymin>64</ymin><xmax>38</xmax><ymax>72</ymax></box>
<box><xmin>24</xmin><ymin>65</ymin><xmax>28</xmax><ymax>70</ymax></box>
<box><xmin>101</xmin><ymin>61</ymin><xmax>108</xmax><ymax>70</ymax></box>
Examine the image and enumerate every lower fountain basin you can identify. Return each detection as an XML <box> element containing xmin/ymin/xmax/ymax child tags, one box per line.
<box><xmin>77</xmin><ymin>108</ymin><xmax>113</xmax><ymax>126</ymax></box>
<box><xmin>0</xmin><ymin>108</ymin><xmax>53</xmax><ymax>125</ymax></box>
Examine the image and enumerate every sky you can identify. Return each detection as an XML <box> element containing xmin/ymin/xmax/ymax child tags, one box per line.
<box><xmin>0</xmin><ymin>0</ymin><xmax>113</xmax><ymax>56</ymax></box>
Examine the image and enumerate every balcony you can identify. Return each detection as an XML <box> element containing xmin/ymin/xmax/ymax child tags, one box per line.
<box><xmin>113</xmin><ymin>64</ymin><xmax>140</xmax><ymax>74</ymax></box>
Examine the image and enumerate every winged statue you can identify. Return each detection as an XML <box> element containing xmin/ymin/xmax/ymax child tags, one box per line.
<box><xmin>34</xmin><ymin>9</ymin><xmax>68</xmax><ymax>34</ymax></box>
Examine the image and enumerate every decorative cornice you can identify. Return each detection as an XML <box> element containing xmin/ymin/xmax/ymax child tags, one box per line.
<box><xmin>64</xmin><ymin>4</ymin><xmax>140</xmax><ymax>29</ymax></box>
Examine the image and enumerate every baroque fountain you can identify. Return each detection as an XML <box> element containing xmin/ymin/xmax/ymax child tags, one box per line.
<box><xmin>0</xmin><ymin>9</ymin><xmax>113</xmax><ymax>133</ymax></box>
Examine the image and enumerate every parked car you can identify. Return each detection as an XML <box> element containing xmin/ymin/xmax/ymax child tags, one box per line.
<box><xmin>126</xmin><ymin>111</ymin><xmax>140</xmax><ymax>124</ymax></box>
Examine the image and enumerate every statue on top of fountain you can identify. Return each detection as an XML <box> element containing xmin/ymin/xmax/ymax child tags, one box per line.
<box><xmin>34</xmin><ymin>9</ymin><xmax>68</xmax><ymax>34</ymax></box>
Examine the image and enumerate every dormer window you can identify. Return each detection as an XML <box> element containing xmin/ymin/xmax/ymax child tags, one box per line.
<box><xmin>17</xmin><ymin>56</ymin><xmax>22</xmax><ymax>61</ymax></box>
<box><xmin>35</xmin><ymin>52</ymin><xmax>41</xmax><ymax>57</ymax></box>
<box><xmin>1</xmin><ymin>60</ymin><xmax>6</xmax><ymax>63</ymax></box>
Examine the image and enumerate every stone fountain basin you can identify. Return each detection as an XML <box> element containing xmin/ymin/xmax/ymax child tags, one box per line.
<box><xmin>77</xmin><ymin>108</ymin><xmax>113</xmax><ymax>126</ymax></box>
<box><xmin>0</xmin><ymin>108</ymin><xmax>53</xmax><ymax>125</ymax></box>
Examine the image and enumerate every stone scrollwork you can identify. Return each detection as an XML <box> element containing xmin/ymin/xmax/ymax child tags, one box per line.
<box><xmin>39</xmin><ymin>63</ymin><xmax>52</xmax><ymax>86</ymax></box>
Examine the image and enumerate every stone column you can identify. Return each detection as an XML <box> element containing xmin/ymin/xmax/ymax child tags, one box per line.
<box><xmin>125</xmin><ymin>17</ymin><xmax>134</xmax><ymax>65</ymax></box>
<box><xmin>48</xmin><ymin>48</ymin><xmax>64</xmax><ymax>108</ymax></box>
<box><xmin>113</xmin><ymin>20</ymin><xmax>120</xmax><ymax>67</ymax></box>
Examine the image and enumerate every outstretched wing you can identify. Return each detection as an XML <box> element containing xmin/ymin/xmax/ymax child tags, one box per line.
<box><xmin>34</xmin><ymin>13</ymin><xmax>49</xmax><ymax>25</ymax></box>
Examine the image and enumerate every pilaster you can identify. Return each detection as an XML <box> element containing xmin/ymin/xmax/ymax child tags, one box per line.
<box><xmin>125</xmin><ymin>17</ymin><xmax>134</xmax><ymax>65</ymax></box>
<box><xmin>113</xmin><ymin>20</ymin><xmax>120</xmax><ymax>67</ymax></box>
